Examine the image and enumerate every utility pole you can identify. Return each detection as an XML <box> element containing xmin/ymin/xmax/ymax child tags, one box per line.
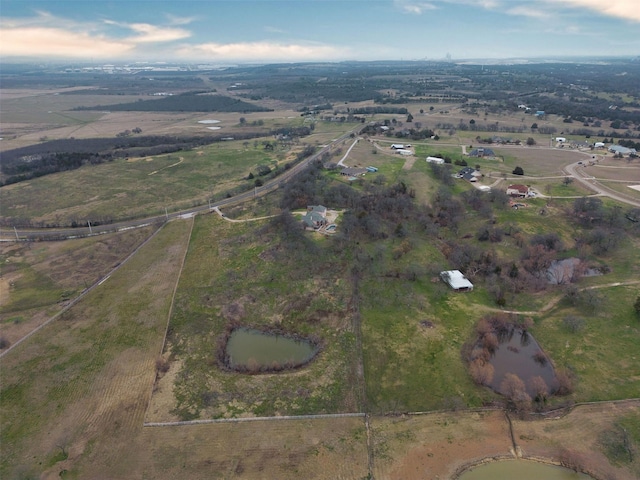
<box><xmin>87</xmin><ymin>220</ymin><xmax>92</xmax><ymax>234</ymax></box>
<box><xmin>165</xmin><ymin>207</ymin><xmax>169</xmax><ymax>220</ymax></box>
<box><xmin>14</xmin><ymin>226</ymin><xmax>19</xmax><ymax>241</ymax></box>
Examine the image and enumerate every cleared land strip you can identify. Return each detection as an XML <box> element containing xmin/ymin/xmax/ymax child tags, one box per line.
<box><xmin>144</xmin><ymin>412</ymin><xmax>365</xmax><ymax>427</ymax></box>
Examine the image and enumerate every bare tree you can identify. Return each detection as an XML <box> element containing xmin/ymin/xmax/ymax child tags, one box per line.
<box><xmin>530</xmin><ymin>375</ymin><xmax>549</xmax><ymax>403</ymax></box>
<box><xmin>469</xmin><ymin>359</ymin><xmax>495</xmax><ymax>385</ymax></box>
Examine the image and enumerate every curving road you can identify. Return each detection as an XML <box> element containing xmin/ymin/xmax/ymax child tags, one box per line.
<box><xmin>564</xmin><ymin>158</ymin><xmax>640</xmax><ymax>208</ymax></box>
<box><xmin>0</xmin><ymin>127</ymin><xmax>363</xmax><ymax>241</ymax></box>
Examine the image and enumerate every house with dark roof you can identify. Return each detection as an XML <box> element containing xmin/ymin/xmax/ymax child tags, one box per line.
<box><xmin>341</xmin><ymin>167</ymin><xmax>368</xmax><ymax>177</ymax></box>
<box><xmin>302</xmin><ymin>205</ymin><xmax>328</xmax><ymax>229</ymax></box>
<box><xmin>457</xmin><ymin>167</ymin><xmax>481</xmax><ymax>182</ymax></box>
<box><xmin>468</xmin><ymin>147</ymin><xmax>495</xmax><ymax>158</ymax></box>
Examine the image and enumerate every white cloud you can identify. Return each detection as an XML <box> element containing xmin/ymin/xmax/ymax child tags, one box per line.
<box><xmin>506</xmin><ymin>6</ymin><xmax>550</xmax><ymax>19</ymax></box>
<box><xmin>264</xmin><ymin>26</ymin><xmax>287</xmax><ymax>34</ymax></box>
<box><xmin>179</xmin><ymin>42</ymin><xmax>346</xmax><ymax>62</ymax></box>
<box><xmin>545</xmin><ymin>0</ymin><xmax>640</xmax><ymax>22</ymax></box>
<box><xmin>0</xmin><ymin>27</ymin><xmax>133</xmax><ymax>58</ymax></box>
<box><xmin>0</xmin><ymin>11</ymin><xmax>192</xmax><ymax>59</ymax></box>
<box><xmin>394</xmin><ymin>0</ymin><xmax>438</xmax><ymax>14</ymax></box>
<box><xmin>110</xmin><ymin>21</ymin><xmax>191</xmax><ymax>43</ymax></box>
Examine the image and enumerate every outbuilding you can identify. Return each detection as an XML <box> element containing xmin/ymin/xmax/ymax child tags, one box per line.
<box><xmin>426</xmin><ymin>156</ymin><xmax>445</xmax><ymax>164</ymax></box>
<box><xmin>440</xmin><ymin>270</ymin><xmax>474</xmax><ymax>292</ymax></box>
<box><xmin>395</xmin><ymin>149</ymin><xmax>413</xmax><ymax>156</ymax></box>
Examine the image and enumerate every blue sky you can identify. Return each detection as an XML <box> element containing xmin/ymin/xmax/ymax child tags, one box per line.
<box><xmin>1</xmin><ymin>1</ymin><xmax>639</xmax><ymax>63</ymax></box>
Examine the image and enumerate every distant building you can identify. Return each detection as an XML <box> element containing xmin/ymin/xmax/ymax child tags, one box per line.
<box><xmin>440</xmin><ymin>270</ymin><xmax>474</xmax><ymax>292</ymax></box>
<box><xmin>594</xmin><ymin>142</ymin><xmax>605</xmax><ymax>148</ymax></box>
<box><xmin>506</xmin><ymin>184</ymin><xmax>530</xmax><ymax>197</ymax></box>
<box><xmin>341</xmin><ymin>167</ymin><xmax>368</xmax><ymax>177</ymax></box>
<box><xmin>390</xmin><ymin>144</ymin><xmax>405</xmax><ymax>149</ymax></box>
<box><xmin>395</xmin><ymin>149</ymin><xmax>413</xmax><ymax>156</ymax></box>
<box><xmin>609</xmin><ymin>145</ymin><xmax>637</xmax><ymax>155</ymax></box>
<box><xmin>468</xmin><ymin>147</ymin><xmax>495</xmax><ymax>158</ymax></box>
<box><xmin>555</xmin><ymin>137</ymin><xmax>567</xmax><ymax>143</ymax></box>
<box><xmin>535</xmin><ymin>111</ymin><xmax>546</xmax><ymax>117</ymax></box>
<box><xmin>366</xmin><ymin>166</ymin><xmax>379</xmax><ymax>172</ymax></box>
<box><xmin>426</xmin><ymin>156</ymin><xmax>445</xmax><ymax>164</ymax></box>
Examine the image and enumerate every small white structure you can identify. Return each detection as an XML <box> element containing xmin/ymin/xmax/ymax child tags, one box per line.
<box><xmin>594</xmin><ymin>142</ymin><xmax>605</xmax><ymax>148</ymax></box>
<box><xmin>426</xmin><ymin>156</ymin><xmax>445</xmax><ymax>164</ymax></box>
<box><xmin>395</xmin><ymin>149</ymin><xmax>413</xmax><ymax>155</ymax></box>
<box><xmin>555</xmin><ymin>137</ymin><xmax>567</xmax><ymax>143</ymax></box>
<box><xmin>440</xmin><ymin>270</ymin><xmax>474</xmax><ymax>292</ymax></box>
<box><xmin>390</xmin><ymin>144</ymin><xmax>405</xmax><ymax>150</ymax></box>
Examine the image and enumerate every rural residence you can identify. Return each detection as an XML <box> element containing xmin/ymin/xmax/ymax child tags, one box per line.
<box><xmin>302</xmin><ymin>205</ymin><xmax>328</xmax><ymax>229</ymax></box>
<box><xmin>506</xmin><ymin>184</ymin><xmax>530</xmax><ymax>197</ymax></box>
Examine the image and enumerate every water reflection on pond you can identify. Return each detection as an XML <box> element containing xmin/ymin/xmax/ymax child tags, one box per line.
<box><xmin>225</xmin><ymin>328</ymin><xmax>318</xmax><ymax>370</ymax></box>
<box><xmin>459</xmin><ymin>459</ymin><xmax>594</xmax><ymax>479</ymax></box>
<box><xmin>487</xmin><ymin>328</ymin><xmax>557</xmax><ymax>398</ymax></box>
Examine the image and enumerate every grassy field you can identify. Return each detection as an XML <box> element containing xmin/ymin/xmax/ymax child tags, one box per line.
<box><xmin>0</xmin><ymin>225</ymin><xmax>158</xmax><ymax>347</ymax></box>
<box><xmin>0</xmin><ymin>139</ymin><xmax>309</xmax><ymax>224</ymax></box>
<box><xmin>2</xmin><ymin>91</ymin><xmax>640</xmax><ymax>478</ymax></box>
<box><xmin>149</xmin><ymin>213</ymin><xmax>362</xmax><ymax>420</ymax></box>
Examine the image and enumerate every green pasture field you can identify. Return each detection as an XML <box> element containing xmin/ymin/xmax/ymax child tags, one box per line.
<box><xmin>0</xmin><ymin>219</ymin><xmax>193</xmax><ymax>479</ymax></box>
<box><xmin>159</xmin><ymin>214</ymin><xmax>362</xmax><ymax>420</ymax></box>
<box><xmin>534</xmin><ymin>284</ymin><xmax>640</xmax><ymax>402</ymax></box>
<box><xmin>1</xmin><ymin>140</ymin><xmax>296</xmax><ymax>224</ymax></box>
<box><xmin>0</xmin><ymin>225</ymin><xmax>158</xmax><ymax>344</ymax></box>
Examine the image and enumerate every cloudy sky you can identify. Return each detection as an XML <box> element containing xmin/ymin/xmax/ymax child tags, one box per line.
<box><xmin>1</xmin><ymin>0</ymin><xmax>639</xmax><ymax>63</ymax></box>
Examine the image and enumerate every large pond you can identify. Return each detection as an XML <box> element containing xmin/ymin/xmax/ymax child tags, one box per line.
<box><xmin>225</xmin><ymin>328</ymin><xmax>318</xmax><ymax>370</ymax></box>
<box><xmin>487</xmin><ymin>328</ymin><xmax>557</xmax><ymax>397</ymax></box>
<box><xmin>459</xmin><ymin>459</ymin><xmax>594</xmax><ymax>479</ymax></box>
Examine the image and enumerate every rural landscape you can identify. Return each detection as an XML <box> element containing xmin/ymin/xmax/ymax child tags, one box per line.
<box><xmin>1</xmin><ymin>58</ymin><xmax>640</xmax><ymax>479</ymax></box>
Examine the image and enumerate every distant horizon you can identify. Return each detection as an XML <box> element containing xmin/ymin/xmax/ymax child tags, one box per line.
<box><xmin>2</xmin><ymin>54</ymin><xmax>639</xmax><ymax>69</ymax></box>
<box><xmin>1</xmin><ymin>1</ymin><xmax>639</xmax><ymax>63</ymax></box>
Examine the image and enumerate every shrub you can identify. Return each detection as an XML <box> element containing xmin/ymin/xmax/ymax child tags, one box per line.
<box><xmin>563</xmin><ymin>315</ymin><xmax>585</xmax><ymax>333</ymax></box>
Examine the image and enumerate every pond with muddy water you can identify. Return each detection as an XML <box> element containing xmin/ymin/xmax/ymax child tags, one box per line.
<box><xmin>459</xmin><ymin>459</ymin><xmax>594</xmax><ymax>479</ymax></box>
<box><xmin>487</xmin><ymin>327</ymin><xmax>557</xmax><ymax>398</ymax></box>
<box><xmin>225</xmin><ymin>328</ymin><xmax>318</xmax><ymax>370</ymax></box>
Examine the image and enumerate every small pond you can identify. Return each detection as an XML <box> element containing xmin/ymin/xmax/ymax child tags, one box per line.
<box><xmin>547</xmin><ymin>258</ymin><xmax>602</xmax><ymax>285</ymax></box>
<box><xmin>459</xmin><ymin>459</ymin><xmax>594</xmax><ymax>479</ymax></box>
<box><xmin>225</xmin><ymin>328</ymin><xmax>318</xmax><ymax>371</ymax></box>
<box><xmin>486</xmin><ymin>328</ymin><xmax>557</xmax><ymax>398</ymax></box>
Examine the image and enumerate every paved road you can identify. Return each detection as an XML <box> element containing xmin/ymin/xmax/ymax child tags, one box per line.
<box><xmin>0</xmin><ymin>127</ymin><xmax>363</xmax><ymax>241</ymax></box>
<box><xmin>564</xmin><ymin>159</ymin><xmax>640</xmax><ymax>208</ymax></box>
